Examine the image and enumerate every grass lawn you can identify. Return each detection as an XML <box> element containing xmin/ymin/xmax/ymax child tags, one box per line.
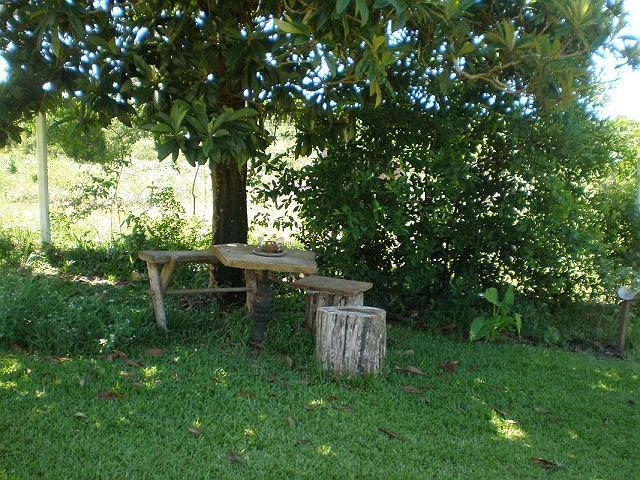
<box><xmin>1</xmin><ymin>320</ymin><xmax>639</xmax><ymax>479</ymax></box>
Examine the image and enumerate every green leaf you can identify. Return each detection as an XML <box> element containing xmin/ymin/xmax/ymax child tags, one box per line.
<box><xmin>470</xmin><ymin>316</ymin><xmax>490</xmax><ymax>341</ymax></box>
<box><xmin>515</xmin><ymin>313</ymin><xmax>522</xmax><ymax>338</ymax></box>
<box><xmin>212</xmin><ymin>129</ymin><xmax>230</xmax><ymax>138</ymax></box>
<box><xmin>50</xmin><ymin>31</ymin><xmax>62</xmax><ymax>59</ymax></box>
<box><xmin>119</xmin><ymin>77</ymin><xmax>142</xmax><ymax>93</ymax></box>
<box><xmin>356</xmin><ymin>0</ymin><xmax>370</xmax><ymax>24</ymax></box>
<box><xmin>482</xmin><ymin>287</ymin><xmax>500</xmax><ymax>306</ymax></box>
<box><xmin>210</xmin><ymin>111</ymin><xmax>232</xmax><ymax>132</ymax></box>
<box><xmin>459</xmin><ymin>42</ymin><xmax>475</xmax><ymax>56</ymax></box>
<box><xmin>185</xmin><ymin>115</ymin><xmax>205</xmax><ymax>133</ymax></box>
<box><xmin>502</xmin><ymin>285</ymin><xmax>514</xmax><ymax>310</ymax></box>
<box><xmin>67</xmin><ymin>12</ymin><xmax>85</xmax><ymax>39</ymax></box>
<box><xmin>142</xmin><ymin>123</ymin><xmax>173</xmax><ymax>134</ymax></box>
<box><xmin>336</xmin><ymin>0</ymin><xmax>352</xmax><ymax>15</ymax></box>
<box><xmin>372</xmin><ymin>34</ymin><xmax>386</xmax><ymax>51</ymax></box>
<box><xmin>157</xmin><ymin>139</ymin><xmax>177</xmax><ymax>161</ymax></box>
<box><xmin>132</xmin><ymin>53</ymin><xmax>151</xmax><ymax>77</ymax></box>
<box><xmin>169</xmin><ymin>101</ymin><xmax>190</xmax><ymax>132</ymax></box>
<box><xmin>273</xmin><ymin>19</ymin><xmax>310</xmax><ymax>36</ymax></box>
<box><xmin>226</xmin><ymin>107</ymin><xmax>258</xmax><ymax>122</ymax></box>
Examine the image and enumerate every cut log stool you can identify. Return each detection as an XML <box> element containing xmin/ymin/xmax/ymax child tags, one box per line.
<box><xmin>315</xmin><ymin>306</ymin><xmax>386</xmax><ymax>375</ymax></box>
<box><xmin>290</xmin><ymin>276</ymin><xmax>373</xmax><ymax>330</ymax></box>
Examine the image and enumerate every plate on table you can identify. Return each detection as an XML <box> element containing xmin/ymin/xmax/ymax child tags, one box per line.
<box><xmin>252</xmin><ymin>249</ymin><xmax>286</xmax><ymax>257</ymax></box>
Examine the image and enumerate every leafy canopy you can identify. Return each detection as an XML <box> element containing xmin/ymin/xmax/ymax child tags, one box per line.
<box><xmin>0</xmin><ymin>0</ymin><xmax>637</xmax><ymax>165</ymax></box>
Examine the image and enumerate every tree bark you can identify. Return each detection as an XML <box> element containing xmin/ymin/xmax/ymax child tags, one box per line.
<box><xmin>210</xmin><ymin>161</ymin><xmax>248</xmax><ymax>296</ymax></box>
<box><xmin>305</xmin><ymin>292</ymin><xmax>364</xmax><ymax>331</ymax></box>
<box><xmin>315</xmin><ymin>306</ymin><xmax>387</xmax><ymax>375</ymax></box>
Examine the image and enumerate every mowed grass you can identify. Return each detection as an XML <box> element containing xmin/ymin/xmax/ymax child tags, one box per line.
<box><xmin>1</xmin><ymin>320</ymin><xmax>639</xmax><ymax>480</ymax></box>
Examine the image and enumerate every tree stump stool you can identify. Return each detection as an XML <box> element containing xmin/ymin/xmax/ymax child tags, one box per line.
<box><xmin>315</xmin><ymin>306</ymin><xmax>386</xmax><ymax>375</ymax></box>
<box><xmin>290</xmin><ymin>276</ymin><xmax>373</xmax><ymax>330</ymax></box>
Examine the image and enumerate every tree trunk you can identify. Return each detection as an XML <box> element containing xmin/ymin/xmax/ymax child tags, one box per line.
<box><xmin>210</xmin><ymin>161</ymin><xmax>248</xmax><ymax>295</ymax></box>
<box><xmin>315</xmin><ymin>306</ymin><xmax>387</xmax><ymax>375</ymax></box>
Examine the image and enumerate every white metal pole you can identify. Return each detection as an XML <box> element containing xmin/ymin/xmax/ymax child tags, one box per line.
<box><xmin>36</xmin><ymin>112</ymin><xmax>51</xmax><ymax>245</ymax></box>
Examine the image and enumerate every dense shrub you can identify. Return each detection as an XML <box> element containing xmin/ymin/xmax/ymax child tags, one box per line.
<box><xmin>257</xmin><ymin>104</ymin><xmax>639</xmax><ymax>312</ymax></box>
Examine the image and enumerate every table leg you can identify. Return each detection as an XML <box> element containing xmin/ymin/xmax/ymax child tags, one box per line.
<box><xmin>245</xmin><ymin>269</ymin><xmax>257</xmax><ymax>315</ymax></box>
<box><xmin>160</xmin><ymin>256</ymin><xmax>177</xmax><ymax>294</ymax></box>
<box><xmin>249</xmin><ymin>270</ymin><xmax>271</xmax><ymax>349</ymax></box>
<box><xmin>147</xmin><ymin>262</ymin><xmax>168</xmax><ymax>332</ymax></box>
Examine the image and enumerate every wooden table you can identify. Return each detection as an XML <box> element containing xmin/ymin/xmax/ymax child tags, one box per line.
<box><xmin>211</xmin><ymin>243</ymin><xmax>317</xmax><ymax>347</ymax></box>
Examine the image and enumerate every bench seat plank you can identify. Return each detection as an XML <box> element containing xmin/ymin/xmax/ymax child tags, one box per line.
<box><xmin>138</xmin><ymin>250</ymin><xmax>219</xmax><ymax>264</ymax></box>
<box><xmin>291</xmin><ymin>275</ymin><xmax>373</xmax><ymax>295</ymax></box>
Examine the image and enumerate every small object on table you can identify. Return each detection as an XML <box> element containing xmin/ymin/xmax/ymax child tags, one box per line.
<box><xmin>290</xmin><ymin>275</ymin><xmax>373</xmax><ymax>330</ymax></box>
<box><xmin>211</xmin><ymin>243</ymin><xmax>317</xmax><ymax>349</ymax></box>
<box><xmin>616</xmin><ymin>286</ymin><xmax>638</xmax><ymax>353</ymax></box>
<box><xmin>252</xmin><ymin>239</ymin><xmax>286</xmax><ymax>257</ymax></box>
<box><xmin>315</xmin><ymin>306</ymin><xmax>387</xmax><ymax>375</ymax></box>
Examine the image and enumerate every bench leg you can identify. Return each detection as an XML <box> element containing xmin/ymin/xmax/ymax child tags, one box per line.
<box><xmin>147</xmin><ymin>262</ymin><xmax>168</xmax><ymax>332</ymax></box>
<box><xmin>249</xmin><ymin>270</ymin><xmax>271</xmax><ymax>349</ymax></box>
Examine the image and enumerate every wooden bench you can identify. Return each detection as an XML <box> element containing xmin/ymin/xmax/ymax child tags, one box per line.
<box><xmin>290</xmin><ymin>275</ymin><xmax>373</xmax><ymax>330</ymax></box>
<box><xmin>138</xmin><ymin>250</ymin><xmax>250</xmax><ymax>331</ymax></box>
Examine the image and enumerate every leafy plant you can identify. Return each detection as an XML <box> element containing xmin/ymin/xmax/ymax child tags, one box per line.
<box><xmin>469</xmin><ymin>286</ymin><xmax>522</xmax><ymax>342</ymax></box>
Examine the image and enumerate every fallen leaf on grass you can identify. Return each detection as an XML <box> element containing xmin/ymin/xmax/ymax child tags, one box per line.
<box><xmin>326</xmin><ymin>395</ymin><xmax>337</xmax><ymax>402</ymax></box>
<box><xmin>125</xmin><ymin>359</ymin><xmax>145</xmax><ymax>367</ymax></box>
<box><xmin>395</xmin><ymin>365</ymin><xmax>426</xmax><ymax>376</ymax></box>
<box><xmin>105</xmin><ymin>350</ymin><xmax>129</xmax><ymax>362</ymax></box>
<box><xmin>335</xmin><ymin>406</ymin><xmax>354</xmax><ymax>413</ymax></box>
<box><xmin>439</xmin><ymin>360</ymin><xmax>459</xmax><ymax>373</ymax></box>
<box><xmin>144</xmin><ymin>348</ymin><xmax>164</xmax><ymax>357</ymax></box>
<box><xmin>287</xmin><ymin>416</ymin><xmax>295</xmax><ymax>429</ymax></box>
<box><xmin>400</xmin><ymin>385</ymin><xmax>422</xmax><ymax>394</ymax></box>
<box><xmin>122</xmin><ymin>373</ymin><xmax>143</xmax><ymax>387</ymax></box>
<box><xmin>492</xmin><ymin>406</ymin><xmax>510</xmax><ymax>418</ymax></box>
<box><xmin>97</xmin><ymin>390</ymin><xmax>122</xmax><ymax>400</ymax></box>
<box><xmin>73</xmin><ymin>412</ymin><xmax>89</xmax><ymax>421</ymax></box>
<box><xmin>187</xmin><ymin>427</ymin><xmax>202</xmax><ymax>437</ymax></box>
<box><xmin>226</xmin><ymin>452</ymin><xmax>243</xmax><ymax>464</ymax></box>
<box><xmin>284</xmin><ymin>355</ymin><xmax>294</xmax><ymax>369</ymax></box>
<box><xmin>532</xmin><ymin>457</ymin><xmax>563</xmax><ymax>469</ymax></box>
<box><xmin>378</xmin><ymin>427</ymin><xmax>402</xmax><ymax>440</ymax></box>
<box><xmin>40</xmin><ymin>356</ymin><xmax>61</xmax><ymax>363</ymax></box>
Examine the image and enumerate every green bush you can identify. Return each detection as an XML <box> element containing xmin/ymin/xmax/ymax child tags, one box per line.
<box><xmin>256</xmin><ymin>103</ymin><xmax>639</xmax><ymax>315</ymax></box>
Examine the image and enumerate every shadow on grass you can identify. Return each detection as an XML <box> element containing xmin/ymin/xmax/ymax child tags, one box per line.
<box><xmin>1</xmin><ymin>327</ymin><xmax>639</xmax><ymax>479</ymax></box>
